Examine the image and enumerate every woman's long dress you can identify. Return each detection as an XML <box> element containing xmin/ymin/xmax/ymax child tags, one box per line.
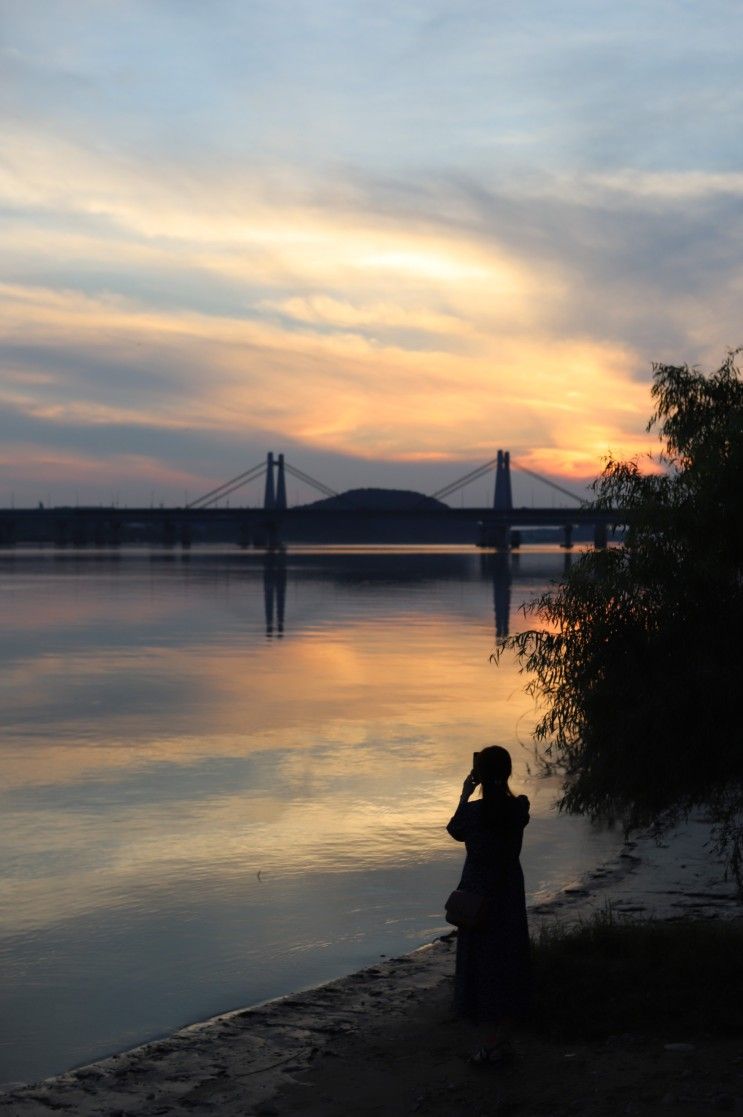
<box><xmin>446</xmin><ymin>794</ymin><xmax>531</xmax><ymax>1023</ymax></box>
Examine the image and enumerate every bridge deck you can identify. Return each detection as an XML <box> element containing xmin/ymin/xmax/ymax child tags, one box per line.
<box><xmin>0</xmin><ymin>505</ymin><xmax>625</xmax><ymax>547</ymax></box>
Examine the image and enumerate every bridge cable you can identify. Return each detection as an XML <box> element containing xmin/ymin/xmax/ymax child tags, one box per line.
<box><xmin>187</xmin><ymin>463</ymin><xmax>266</xmax><ymax>509</ymax></box>
<box><xmin>428</xmin><ymin>454</ymin><xmax>586</xmax><ymax>506</ymax></box>
<box><xmin>283</xmin><ymin>462</ymin><xmax>338</xmax><ymax>499</ymax></box>
<box><xmin>427</xmin><ymin>465</ymin><xmax>499</xmax><ymax>502</ymax></box>
<box><xmin>428</xmin><ymin>456</ymin><xmax>501</xmax><ymax>501</ymax></box>
<box><xmin>195</xmin><ymin>472</ymin><xmax>268</xmax><ymax>508</ymax></box>
<box><xmin>510</xmin><ymin>460</ymin><xmax>587</xmax><ymax>505</ymax></box>
<box><xmin>187</xmin><ymin>461</ymin><xmax>266</xmax><ymax>509</ymax></box>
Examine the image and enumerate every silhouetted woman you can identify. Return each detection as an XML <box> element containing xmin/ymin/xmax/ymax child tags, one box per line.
<box><xmin>447</xmin><ymin>744</ymin><xmax>531</xmax><ymax>1064</ymax></box>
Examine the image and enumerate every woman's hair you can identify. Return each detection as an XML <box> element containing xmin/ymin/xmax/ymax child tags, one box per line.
<box><xmin>477</xmin><ymin>745</ymin><xmax>514</xmax><ymax>823</ymax></box>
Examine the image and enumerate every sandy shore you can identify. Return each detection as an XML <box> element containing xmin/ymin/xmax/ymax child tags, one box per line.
<box><xmin>1</xmin><ymin>815</ymin><xmax>741</xmax><ymax>1117</ymax></box>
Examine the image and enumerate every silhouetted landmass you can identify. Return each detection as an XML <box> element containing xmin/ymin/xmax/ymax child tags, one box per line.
<box><xmin>286</xmin><ymin>487</ymin><xmax>464</xmax><ymax>542</ymax></box>
<box><xmin>298</xmin><ymin>487</ymin><xmax>447</xmax><ymax>512</ymax></box>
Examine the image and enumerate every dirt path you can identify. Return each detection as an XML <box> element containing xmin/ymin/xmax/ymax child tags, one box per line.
<box><xmin>1</xmin><ymin>815</ymin><xmax>740</xmax><ymax>1116</ymax></box>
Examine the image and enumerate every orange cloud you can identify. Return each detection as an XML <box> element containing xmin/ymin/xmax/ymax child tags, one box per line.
<box><xmin>0</xmin><ymin>133</ymin><xmax>661</xmax><ymax>487</ymax></box>
<box><xmin>0</xmin><ymin>277</ymin><xmax>654</xmax><ymax>481</ymax></box>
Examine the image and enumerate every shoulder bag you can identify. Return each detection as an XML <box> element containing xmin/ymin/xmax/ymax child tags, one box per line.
<box><xmin>444</xmin><ymin>889</ymin><xmax>487</xmax><ymax>930</ymax></box>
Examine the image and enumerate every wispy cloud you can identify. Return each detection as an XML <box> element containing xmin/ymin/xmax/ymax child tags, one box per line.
<box><xmin>2</xmin><ymin>1</ymin><xmax>741</xmax><ymax>501</ymax></box>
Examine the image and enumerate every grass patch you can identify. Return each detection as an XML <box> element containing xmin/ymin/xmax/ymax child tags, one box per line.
<box><xmin>531</xmin><ymin>911</ymin><xmax>743</xmax><ymax>1040</ymax></box>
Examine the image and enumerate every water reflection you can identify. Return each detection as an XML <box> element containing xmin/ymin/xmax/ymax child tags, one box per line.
<box><xmin>479</xmin><ymin>551</ymin><xmax>513</xmax><ymax>641</ymax></box>
<box><xmin>263</xmin><ymin>553</ymin><xmax>287</xmax><ymax>638</ymax></box>
<box><xmin>265</xmin><ymin>546</ymin><xmax>525</xmax><ymax>647</ymax></box>
<box><xmin>0</xmin><ymin>547</ymin><xmax>615</xmax><ymax>1084</ymax></box>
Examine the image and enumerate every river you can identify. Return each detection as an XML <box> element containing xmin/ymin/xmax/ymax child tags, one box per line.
<box><xmin>0</xmin><ymin>545</ymin><xmax>619</xmax><ymax>1084</ymax></box>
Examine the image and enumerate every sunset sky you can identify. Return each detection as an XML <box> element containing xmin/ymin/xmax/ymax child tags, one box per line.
<box><xmin>2</xmin><ymin>0</ymin><xmax>742</xmax><ymax>506</ymax></box>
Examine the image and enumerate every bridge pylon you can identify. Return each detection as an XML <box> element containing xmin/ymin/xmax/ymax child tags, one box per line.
<box><xmin>276</xmin><ymin>453</ymin><xmax>287</xmax><ymax>511</ymax></box>
<box><xmin>263</xmin><ymin>452</ymin><xmax>276</xmax><ymax>510</ymax></box>
<box><xmin>493</xmin><ymin>450</ymin><xmax>513</xmax><ymax>511</ymax></box>
<box><xmin>262</xmin><ymin>451</ymin><xmax>287</xmax><ymax>513</ymax></box>
<box><xmin>488</xmin><ymin>450</ymin><xmax>514</xmax><ymax>550</ymax></box>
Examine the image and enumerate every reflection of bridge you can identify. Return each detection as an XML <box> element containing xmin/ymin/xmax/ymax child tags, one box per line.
<box><xmin>0</xmin><ymin>450</ymin><xmax>625</xmax><ymax>550</ymax></box>
<box><xmin>258</xmin><ymin>548</ymin><xmax>570</xmax><ymax>641</ymax></box>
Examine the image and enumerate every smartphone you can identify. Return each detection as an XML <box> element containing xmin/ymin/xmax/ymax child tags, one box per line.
<box><xmin>472</xmin><ymin>751</ymin><xmax>481</xmax><ymax>779</ymax></box>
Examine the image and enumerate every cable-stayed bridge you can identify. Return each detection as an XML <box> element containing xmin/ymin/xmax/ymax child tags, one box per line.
<box><xmin>0</xmin><ymin>450</ymin><xmax>623</xmax><ymax>549</ymax></box>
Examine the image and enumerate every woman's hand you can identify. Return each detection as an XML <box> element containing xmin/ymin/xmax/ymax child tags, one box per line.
<box><xmin>460</xmin><ymin>771</ymin><xmax>478</xmax><ymax>801</ymax></box>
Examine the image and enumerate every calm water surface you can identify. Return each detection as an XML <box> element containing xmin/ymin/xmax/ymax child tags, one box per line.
<box><xmin>0</xmin><ymin>546</ymin><xmax>619</xmax><ymax>1084</ymax></box>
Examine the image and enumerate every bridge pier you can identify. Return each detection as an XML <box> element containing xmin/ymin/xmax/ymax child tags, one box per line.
<box><xmin>560</xmin><ymin>523</ymin><xmax>573</xmax><ymax>549</ymax></box>
<box><xmin>71</xmin><ymin>517</ymin><xmax>88</xmax><ymax>547</ymax></box>
<box><xmin>252</xmin><ymin>517</ymin><xmax>283</xmax><ymax>550</ymax></box>
<box><xmin>91</xmin><ymin>517</ymin><xmax>123</xmax><ymax>547</ymax></box>
<box><xmin>477</xmin><ymin>522</ymin><xmax>511</xmax><ymax>549</ymax></box>
<box><xmin>495</xmin><ymin>525</ymin><xmax>511</xmax><ymax>551</ymax></box>
<box><xmin>54</xmin><ymin>518</ymin><xmax>69</xmax><ymax>546</ymax></box>
<box><xmin>0</xmin><ymin>518</ymin><xmax>16</xmax><ymax>546</ymax></box>
<box><xmin>478</xmin><ymin>521</ymin><xmax>522</xmax><ymax>550</ymax></box>
<box><xmin>265</xmin><ymin>520</ymin><xmax>282</xmax><ymax>550</ymax></box>
<box><xmin>593</xmin><ymin>521</ymin><xmax>608</xmax><ymax>549</ymax></box>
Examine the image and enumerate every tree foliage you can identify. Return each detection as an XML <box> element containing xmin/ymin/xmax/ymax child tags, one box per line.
<box><xmin>504</xmin><ymin>352</ymin><xmax>743</xmax><ymax>881</ymax></box>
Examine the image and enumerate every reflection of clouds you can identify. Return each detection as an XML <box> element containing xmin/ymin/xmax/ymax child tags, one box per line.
<box><xmin>0</xmin><ymin>553</ymin><xmax>558</xmax><ymax>940</ymax></box>
<box><xmin>2</xmin><ymin>760</ymin><xmax>560</xmax><ymax>934</ymax></box>
<box><xmin>1</xmin><ymin>622</ymin><xmax>539</xmax><ymax>936</ymax></box>
<box><xmin>0</xmin><ymin>587</ymin><xmax>175</xmax><ymax>633</ymax></box>
<box><xmin>1</xmin><ymin>650</ymin><xmax>210</xmax><ymax>733</ymax></box>
<box><xmin>2</xmin><ymin>614</ymin><xmax>534</xmax><ymax>787</ymax></box>
<box><xmin>1</xmin><ymin>556</ymin><xmax>548</xmax><ymax>793</ymax></box>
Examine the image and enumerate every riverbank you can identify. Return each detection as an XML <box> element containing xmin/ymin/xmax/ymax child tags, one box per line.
<box><xmin>1</xmin><ymin>815</ymin><xmax>740</xmax><ymax>1116</ymax></box>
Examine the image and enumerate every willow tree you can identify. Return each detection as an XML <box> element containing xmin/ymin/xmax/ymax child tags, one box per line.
<box><xmin>505</xmin><ymin>352</ymin><xmax>743</xmax><ymax>881</ymax></box>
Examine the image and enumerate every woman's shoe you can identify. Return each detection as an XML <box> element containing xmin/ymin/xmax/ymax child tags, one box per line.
<box><xmin>467</xmin><ymin>1040</ymin><xmax>514</xmax><ymax>1067</ymax></box>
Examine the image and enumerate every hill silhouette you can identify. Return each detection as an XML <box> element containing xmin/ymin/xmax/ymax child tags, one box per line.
<box><xmin>299</xmin><ymin>488</ymin><xmax>447</xmax><ymax>512</ymax></box>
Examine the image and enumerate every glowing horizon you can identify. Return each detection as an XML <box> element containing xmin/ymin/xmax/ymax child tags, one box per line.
<box><xmin>2</xmin><ymin>3</ymin><xmax>741</xmax><ymax>505</ymax></box>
